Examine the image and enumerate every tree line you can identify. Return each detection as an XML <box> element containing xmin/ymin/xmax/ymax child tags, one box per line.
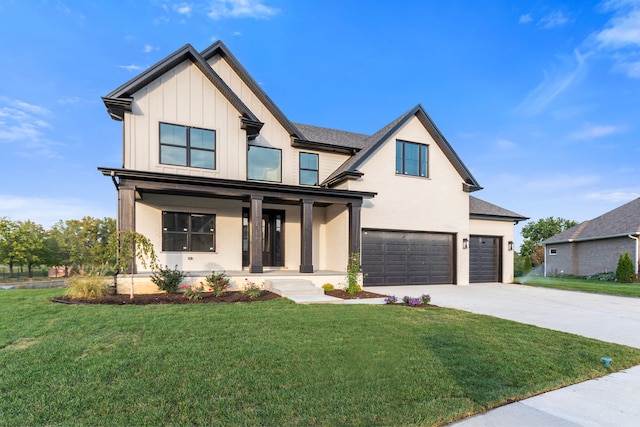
<box><xmin>0</xmin><ymin>216</ymin><xmax>116</xmax><ymax>278</ymax></box>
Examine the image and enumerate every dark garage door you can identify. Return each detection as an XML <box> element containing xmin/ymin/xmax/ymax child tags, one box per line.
<box><xmin>362</xmin><ymin>230</ymin><xmax>454</xmax><ymax>286</ymax></box>
<box><xmin>470</xmin><ymin>235</ymin><xmax>501</xmax><ymax>283</ymax></box>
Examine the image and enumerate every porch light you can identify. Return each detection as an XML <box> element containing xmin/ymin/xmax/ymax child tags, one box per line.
<box><xmin>508</xmin><ymin>241</ymin><xmax>514</xmax><ymax>251</ymax></box>
<box><xmin>462</xmin><ymin>238</ymin><xmax>468</xmax><ymax>249</ymax></box>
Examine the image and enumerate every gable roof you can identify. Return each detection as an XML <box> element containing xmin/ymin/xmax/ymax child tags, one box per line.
<box><xmin>544</xmin><ymin>197</ymin><xmax>640</xmax><ymax>244</ymax></box>
<box><xmin>469</xmin><ymin>196</ymin><xmax>528</xmax><ymax>223</ymax></box>
<box><xmin>321</xmin><ymin>104</ymin><xmax>482</xmax><ymax>192</ymax></box>
<box><xmin>102</xmin><ymin>43</ymin><xmax>263</xmax><ymax>138</ymax></box>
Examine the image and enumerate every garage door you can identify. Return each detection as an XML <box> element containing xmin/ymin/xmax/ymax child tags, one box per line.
<box><xmin>470</xmin><ymin>235</ymin><xmax>501</xmax><ymax>283</ymax></box>
<box><xmin>362</xmin><ymin>230</ymin><xmax>454</xmax><ymax>286</ymax></box>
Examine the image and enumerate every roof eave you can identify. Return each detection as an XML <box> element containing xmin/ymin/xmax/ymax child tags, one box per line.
<box><xmin>321</xmin><ymin>170</ymin><xmax>364</xmax><ymax>187</ymax></box>
<box><xmin>544</xmin><ymin>232</ymin><xmax>640</xmax><ymax>245</ymax></box>
<box><xmin>102</xmin><ymin>96</ymin><xmax>133</xmax><ymax>121</ymax></box>
<box><xmin>292</xmin><ymin>138</ymin><xmax>360</xmax><ymax>155</ymax></box>
<box><xmin>470</xmin><ymin>213</ymin><xmax>529</xmax><ymax>224</ymax></box>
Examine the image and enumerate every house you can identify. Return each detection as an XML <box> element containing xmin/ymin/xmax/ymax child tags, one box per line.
<box><xmin>543</xmin><ymin>198</ymin><xmax>640</xmax><ymax>277</ymax></box>
<box><xmin>99</xmin><ymin>40</ymin><xmax>527</xmax><ymax>293</ymax></box>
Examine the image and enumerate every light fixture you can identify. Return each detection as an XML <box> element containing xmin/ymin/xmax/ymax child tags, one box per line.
<box><xmin>462</xmin><ymin>238</ymin><xmax>468</xmax><ymax>249</ymax></box>
<box><xmin>508</xmin><ymin>241</ymin><xmax>514</xmax><ymax>251</ymax></box>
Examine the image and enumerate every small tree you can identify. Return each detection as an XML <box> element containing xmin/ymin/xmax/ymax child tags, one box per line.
<box><xmin>114</xmin><ymin>231</ymin><xmax>159</xmax><ymax>299</ymax></box>
<box><xmin>616</xmin><ymin>252</ymin><xmax>636</xmax><ymax>283</ymax></box>
<box><xmin>345</xmin><ymin>252</ymin><xmax>362</xmax><ymax>296</ymax></box>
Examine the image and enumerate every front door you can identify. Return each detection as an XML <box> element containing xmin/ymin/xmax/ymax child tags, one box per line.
<box><xmin>242</xmin><ymin>209</ymin><xmax>285</xmax><ymax>267</ymax></box>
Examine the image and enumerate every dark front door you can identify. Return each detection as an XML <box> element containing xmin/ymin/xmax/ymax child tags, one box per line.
<box><xmin>243</xmin><ymin>209</ymin><xmax>285</xmax><ymax>267</ymax></box>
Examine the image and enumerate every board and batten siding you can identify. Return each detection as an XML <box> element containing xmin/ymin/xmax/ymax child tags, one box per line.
<box><xmin>346</xmin><ymin>115</ymin><xmax>471</xmax><ymax>285</ymax></box>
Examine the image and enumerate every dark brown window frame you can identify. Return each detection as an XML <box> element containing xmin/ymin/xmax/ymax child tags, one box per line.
<box><xmin>299</xmin><ymin>152</ymin><xmax>319</xmax><ymax>186</ymax></box>
<box><xmin>162</xmin><ymin>211</ymin><xmax>216</xmax><ymax>252</ymax></box>
<box><xmin>159</xmin><ymin>122</ymin><xmax>216</xmax><ymax>170</ymax></box>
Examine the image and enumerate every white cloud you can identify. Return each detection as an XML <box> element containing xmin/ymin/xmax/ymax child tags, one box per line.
<box><xmin>585</xmin><ymin>190</ymin><xmax>640</xmax><ymax>203</ymax></box>
<box><xmin>118</xmin><ymin>64</ymin><xmax>142</xmax><ymax>71</ymax></box>
<box><xmin>0</xmin><ymin>97</ymin><xmax>62</xmax><ymax>158</ymax></box>
<box><xmin>57</xmin><ymin>96</ymin><xmax>81</xmax><ymax>105</ymax></box>
<box><xmin>208</xmin><ymin>0</ymin><xmax>279</xmax><ymax>20</ymax></box>
<box><xmin>0</xmin><ymin>194</ymin><xmax>114</xmax><ymax>227</ymax></box>
<box><xmin>539</xmin><ymin>10</ymin><xmax>570</xmax><ymax>29</ymax></box>
<box><xmin>232</xmin><ymin>31</ymin><xmax>242</xmax><ymax>36</ymax></box>
<box><xmin>569</xmin><ymin>123</ymin><xmax>623</xmax><ymax>140</ymax></box>
<box><xmin>495</xmin><ymin>138</ymin><xmax>518</xmax><ymax>149</ymax></box>
<box><xmin>174</xmin><ymin>2</ymin><xmax>192</xmax><ymax>16</ymax></box>
<box><xmin>143</xmin><ymin>44</ymin><xmax>159</xmax><ymax>53</ymax></box>
<box><xmin>596</xmin><ymin>5</ymin><xmax>640</xmax><ymax>48</ymax></box>
<box><xmin>519</xmin><ymin>13</ymin><xmax>532</xmax><ymax>24</ymax></box>
<box><xmin>515</xmin><ymin>50</ymin><xmax>588</xmax><ymax>115</ymax></box>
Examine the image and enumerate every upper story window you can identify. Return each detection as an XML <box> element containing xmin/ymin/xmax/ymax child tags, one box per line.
<box><xmin>160</xmin><ymin>123</ymin><xmax>216</xmax><ymax>170</ymax></box>
<box><xmin>299</xmin><ymin>152</ymin><xmax>319</xmax><ymax>186</ymax></box>
<box><xmin>396</xmin><ymin>140</ymin><xmax>428</xmax><ymax>178</ymax></box>
<box><xmin>162</xmin><ymin>212</ymin><xmax>215</xmax><ymax>252</ymax></box>
<box><xmin>247</xmin><ymin>145</ymin><xmax>282</xmax><ymax>182</ymax></box>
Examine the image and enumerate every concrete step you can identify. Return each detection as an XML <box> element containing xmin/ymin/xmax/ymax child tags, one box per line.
<box><xmin>273</xmin><ymin>284</ymin><xmax>324</xmax><ymax>297</ymax></box>
<box><xmin>287</xmin><ymin>294</ymin><xmax>344</xmax><ymax>304</ymax></box>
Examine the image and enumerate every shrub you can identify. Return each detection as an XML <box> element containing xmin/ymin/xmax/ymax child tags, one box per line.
<box><xmin>345</xmin><ymin>253</ymin><xmax>362</xmax><ymax>296</ymax></box>
<box><xmin>181</xmin><ymin>283</ymin><xmax>204</xmax><ymax>301</ymax></box>
<box><xmin>65</xmin><ymin>276</ymin><xmax>110</xmax><ymax>299</ymax></box>
<box><xmin>242</xmin><ymin>279</ymin><xmax>263</xmax><ymax>299</ymax></box>
<box><xmin>588</xmin><ymin>272</ymin><xmax>616</xmax><ymax>282</ymax></box>
<box><xmin>151</xmin><ymin>265</ymin><xmax>185</xmax><ymax>293</ymax></box>
<box><xmin>420</xmin><ymin>294</ymin><xmax>431</xmax><ymax>304</ymax></box>
<box><xmin>384</xmin><ymin>295</ymin><xmax>397</xmax><ymax>304</ymax></box>
<box><xmin>205</xmin><ymin>271</ymin><xmax>231</xmax><ymax>297</ymax></box>
<box><xmin>321</xmin><ymin>283</ymin><xmax>335</xmax><ymax>292</ymax></box>
<box><xmin>616</xmin><ymin>252</ymin><xmax>637</xmax><ymax>283</ymax></box>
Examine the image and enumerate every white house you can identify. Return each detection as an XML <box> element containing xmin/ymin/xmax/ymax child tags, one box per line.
<box><xmin>100</xmin><ymin>41</ymin><xmax>526</xmax><ymax>293</ymax></box>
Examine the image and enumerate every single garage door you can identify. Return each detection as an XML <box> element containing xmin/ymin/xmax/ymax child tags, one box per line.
<box><xmin>362</xmin><ymin>230</ymin><xmax>454</xmax><ymax>286</ymax></box>
<box><xmin>470</xmin><ymin>235</ymin><xmax>501</xmax><ymax>283</ymax></box>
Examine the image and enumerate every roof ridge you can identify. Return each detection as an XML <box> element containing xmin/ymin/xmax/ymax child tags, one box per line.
<box><xmin>570</xmin><ymin>220</ymin><xmax>590</xmax><ymax>240</ymax></box>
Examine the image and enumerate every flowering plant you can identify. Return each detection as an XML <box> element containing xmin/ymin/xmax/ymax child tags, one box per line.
<box><xmin>420</xmin><ymin>294</ymin><xmax>431</xmax><ymax>304</ymax></box>
<box><xmin>205</xmin><ymin>271</ymin><xmax>231</xmax><ymax>297</ymax></box>
<box><xmin>242</xmin><ymin>279</ymin><xmax>263</xmax><ymax>299</ymax></box>
<box><xmin>181</xmin><ymin>283</ymin><xmax>204</xmax><ymax>301</ymax></box>
<box><xmin>384</xmin><ymin>295</ymin><xmax>398</xmax><ymax>304</ymax></box>
<box><xmin>401</xmin><ymin>295</ymin><xmax>428</xmax><ymax>307</ymax></box>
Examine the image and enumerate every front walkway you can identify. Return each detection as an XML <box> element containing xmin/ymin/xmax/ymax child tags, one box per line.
<box><xmin>366</xmin><ymin>283</ymin><xmax>640</xmax><ymax>426</ymax></box>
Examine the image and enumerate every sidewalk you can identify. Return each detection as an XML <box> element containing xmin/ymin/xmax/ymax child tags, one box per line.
<box><xmin>367</xmin><ymin>283</ymin><xmax>640</xmax><ymax>426</ymax></box>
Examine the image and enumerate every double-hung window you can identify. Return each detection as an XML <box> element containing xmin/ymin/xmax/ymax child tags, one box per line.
<box><xmin>162</xmin><ymin>212</ymin><xmax>215</xmax><ymax>252</ymax></box>
<box><xmin>160</xmin><ymin>123</ymin><xmax>216</xmax><ymax>170</ymax></box>
<box><xmin>299</xmin><ymin>152</ymin><xmax>319</xmax><ymax>186</ymax></box>
<box><xmin>247</xmin><ymin>145</ymin><xmax>282</xmax><ymax>182</ymax></box>
<box><xmin>396</xmin><ymin>140</ymin><xmax>428</xmax><ymax>177</ymax></box>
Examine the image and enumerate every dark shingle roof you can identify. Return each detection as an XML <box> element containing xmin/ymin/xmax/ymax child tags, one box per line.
<box><xmin>293</xmin><ymin>123</ymin><xmax>368</xmax><ymax>150</ymax></box>
<box><xmin>544</xmin><ymin>197</ymin><xmax>640</xmax><ymax>244</ymax></box>
<box><xmin>469</xmin><ymin>196</ymin><xmax>528</xmax><ymax>222</ymax></box>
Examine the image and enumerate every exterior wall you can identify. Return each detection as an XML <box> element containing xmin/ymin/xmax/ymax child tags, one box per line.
<box><xmin>469</xmin><ymin>218</ymin><xmax>516</xmax><ymax>283</ymax></box>
<box><xmin>546</xmin><ymin>237</ymin><xmax>636</xmax><ymax>277</ymax></box>
<box><xmin>319</xmin><ymin>204</ymin><xmax>349</xmax><ymax>271</ymax></box>
<box><xmin>346</xmin><ymin>116</ymin><xmax>470</xmax><ymax>285</ymax></box>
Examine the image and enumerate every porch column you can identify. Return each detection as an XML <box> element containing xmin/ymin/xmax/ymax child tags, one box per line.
<box><xmin>348</xmin><ymin>200</ymin><xmax>362</xmax><ymax>255</ymax></box>
<box><xmin>300</xmin><ymin>198</ymin><xmax>314</xmax><ymax>273</ymax></box>
<box><xmin>249</xmin><ymin>195</ymin><xmax>264</xmax><ymax>273</ymax></box>
<box><xmin>118</xmin><ymin>186</ymin><xmax>136</xmax><ymax>273</ymax></box>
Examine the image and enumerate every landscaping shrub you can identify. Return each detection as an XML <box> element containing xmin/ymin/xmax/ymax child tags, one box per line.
<box><xmin>345</xmin><ymin>252</ymin><xmax>362</xmax><ymax>296</ymax></box>
<box><xmin>65</xmin><ymin>275</ymin><xmax>110</xmax><ymax>299</ymax></box>
<box><xmin>588</xmin><ymin>272</ymin><xmax>616</xmax><ymax>282</ymax></box>
<box><xmin>321</xmin><ymin>283</ymin><xmax>335</xmax><ymax>292</ymax></box>
<box><xmin>181</xmin><ymin>283</ymin><xmax>205</xmax><ymax>301</ymax></box>
<box><xmin>616</xmin><ymin>252</ymin><xmax>637</xmax><ymax>283</ymax></box>
<box><xmin>242</xmin><ymin>279</ymin><xmax>263</xmax><ymax>298</ymax></box>
<box><xmin>384</xmin><ymin>295</ymin><xmax>397</xmax><ymax>304</ymax></box>
<box><xmin>205</xmin><ymin>271</ymin><xmax>230</xmax><ymax>296</ymax></box>
<box><xmin>151</xmin><ymin>265</ymin><xmax>185</xmax><ymax>293</ymax></box>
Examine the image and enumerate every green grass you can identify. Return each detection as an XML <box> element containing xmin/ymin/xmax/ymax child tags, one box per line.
<box><xmin>2</xmin><ymin>289</ymin><xmax>640</xmax><ymax>426</ymax></box>
<box><xmin>516</xmin><ymin>276</ymin><xmax>640</xmax><ymax>297</ymax></box>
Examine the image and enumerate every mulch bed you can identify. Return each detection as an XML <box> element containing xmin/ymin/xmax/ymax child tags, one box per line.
<box><xmin>52</xmin><ymin>291</ymin><xmax>280</xmax><ymax>305</ymax></box>
<box><xmin>325</xmin><ymin>289</ymin><xmax>388</xmax><ymax>299</ymax></box>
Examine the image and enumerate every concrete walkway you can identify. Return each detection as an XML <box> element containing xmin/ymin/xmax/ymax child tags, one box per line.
<box><xmin>366</xmin><ymin>283</ymin><xmax>640</xmax><ymax>426</ymax></box>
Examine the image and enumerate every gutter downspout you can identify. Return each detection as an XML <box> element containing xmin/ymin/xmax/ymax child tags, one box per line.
<box><xmin>543</xmin><ymin>244</ymin><xmax>547</xmax><ymax>277</ymax></box>
<box><xmin>629</xmin><ymin>235</ymin><xmax>639</xmax><ymax>276</ymax></box>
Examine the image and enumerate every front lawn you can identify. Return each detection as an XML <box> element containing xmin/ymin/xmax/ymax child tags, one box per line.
<box><xmin>2</xmin><ymin>289</ymin><xmax>640</xmax><ymax>426</ymax></box>
<box><xmin>516</xmin><ymin>276</ymin><xmax>640</xmax><ymax>298</ymax></box>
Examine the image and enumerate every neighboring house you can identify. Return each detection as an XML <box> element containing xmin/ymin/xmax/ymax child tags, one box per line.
<box><xmin>542</xmin><ymin>198</ymin><xmax>640</xmax><ymax>277</ymax></box>
<box><xmin>99</xmin><ymin>40</ymin><xmax>527</xmax><ymax>293</ymax></box>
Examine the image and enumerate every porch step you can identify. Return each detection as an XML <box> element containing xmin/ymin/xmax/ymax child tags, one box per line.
<box><xmin>266</xmin><ymin>279</ymin><xmax>343</xmax><ymax>304</ymax></box>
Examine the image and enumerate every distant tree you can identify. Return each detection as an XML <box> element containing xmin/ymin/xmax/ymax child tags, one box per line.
<box><xmin>0</xmin><ymin>218</ymin><xmax>19</xmax><ymax>276</ymax></box>
<box><xmin>0</xmin><ymin>219</ymin><xmax>47</xmax><ymax>277</ymax></box>
<box><xmin>520</xmin><ymin>217</ymin><xmax>579</xmax><ymax>259</ymax></box>
<box><xmin>616</xmin><ymin>252</ymin><xmax>636</xmax><ymax>283</ymax></box>
<box><xmin>523</xmin><ymin>255</ymin><xmax>532</xmax><ymax>275</ymax></box>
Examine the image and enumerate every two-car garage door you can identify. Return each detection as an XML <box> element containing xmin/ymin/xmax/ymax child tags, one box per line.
<box><xmin>362</xmin><ymin>230</ymin><xmax>454</xmax><ymax>286</ymax></box>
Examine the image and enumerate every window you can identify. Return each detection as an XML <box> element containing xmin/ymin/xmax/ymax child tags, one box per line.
<box><xmin>299</xmin><ymin>152</ymin><xmax>319</xmax><ymax>186</ymax></box>
<box><xmin>396</xmin><ymin>140</ymin><xmax>428</xmax><ymax>177</ymax></box>
<box><xmin>549</xmin><ymin>248</ymin><xmax>557</xmax><ymax>256</ymax></box>
<box><xmin>247</xmin><ymin>145</ymin><xmax>282</xmax><ymax>182</ymax></box>
<box><xmin>162</xmin><ymin>212</ymin><xmax>215</xmax><ymax>252</ymax></box>
<box><xmin>160</xmin><ymin>123</ymin><xmax>215</xmax><ymax>169</ymax></box>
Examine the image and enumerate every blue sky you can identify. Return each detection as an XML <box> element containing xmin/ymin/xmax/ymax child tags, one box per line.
<box><xmin>1</xmin><ymin>0</ymin><xmax>639</xmax><ymax>247</ymax></box>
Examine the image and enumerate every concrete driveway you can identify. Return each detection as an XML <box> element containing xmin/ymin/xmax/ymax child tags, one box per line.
<box><xmin>366</xmin><ymin>283</ymin><xmax>640</xmax><ymax>426</ymax></box>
